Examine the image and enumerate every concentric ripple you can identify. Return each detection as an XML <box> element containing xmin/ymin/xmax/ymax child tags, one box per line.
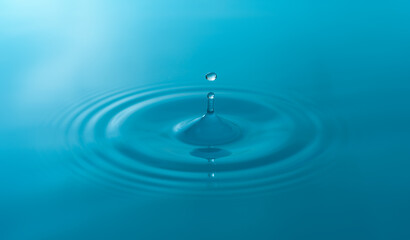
<box><xmin>58</xmin><ymin>86</ymin><xmax>340</xmax><ymax>195</ymax></box>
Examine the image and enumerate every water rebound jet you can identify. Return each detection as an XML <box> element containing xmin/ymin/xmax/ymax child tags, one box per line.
<box><xmin>174</xmin><ymin>72</ymin><xmax>241</xmax><ymax>146</ymax></box>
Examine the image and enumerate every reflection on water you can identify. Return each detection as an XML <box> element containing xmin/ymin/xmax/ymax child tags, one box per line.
<box><xmin>190</xmin><ymin>147</ymin><xmax>232</xmax><ymax>160</ymax></box>
<box><xmin>191</xmin><ymin>147</ymin><xmax>231</xmax><ymax>183</ymax></box>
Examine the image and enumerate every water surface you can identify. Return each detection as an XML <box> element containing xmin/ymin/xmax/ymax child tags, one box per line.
<box><xmin>1</xmin><ymin>1</ymin><xmax>410</xmax><ymax>239</ymax></box>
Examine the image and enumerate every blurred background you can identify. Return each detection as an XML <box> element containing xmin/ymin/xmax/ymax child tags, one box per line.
<box><xmin>1</xmin><ymin>0</ymin><xmax>410</xmax><ymax>239</ymax></box>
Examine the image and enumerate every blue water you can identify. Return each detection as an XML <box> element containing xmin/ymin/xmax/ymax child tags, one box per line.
<box><xmin>1</xmin><ymin>1</ymin><xmax>410</xmax><ymax>239</ymax></box>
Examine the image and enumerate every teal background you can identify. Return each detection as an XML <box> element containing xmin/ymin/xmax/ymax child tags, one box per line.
<box><xmin>1</xmin><ymin>1</ymin><xmax>410</xmax><ymax>239</ymax></box>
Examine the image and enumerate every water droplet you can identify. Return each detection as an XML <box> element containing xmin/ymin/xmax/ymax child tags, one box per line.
<box><xmin>207</xmin><ymin>92</ymin><xmax>215</xmax><ymax>99</ymax></box>
<box><xmin>207</xmin><ymin>92</ymin><xmax>215</xmax><ymax>113</ymax></box>
<box><xmin>206</xmin><ymin>72</ymin><xmax>217</xmax><ymax>81</ymax></box>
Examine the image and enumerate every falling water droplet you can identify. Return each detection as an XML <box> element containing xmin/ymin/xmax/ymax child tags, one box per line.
<box><xmin>206</xmin><ymin>72</ymin><xmax>217</xmax><ymax>81</ymax></box>
<box><xmin>207</xmin><ymin>92</ymin><xmax>215</xmax><ymax>113</ymax></box>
